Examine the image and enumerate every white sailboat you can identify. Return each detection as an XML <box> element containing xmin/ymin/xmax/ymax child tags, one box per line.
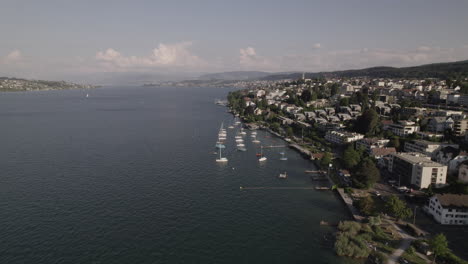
<box><xmin>216</xmin><ymin>147</ymin><xmax>228</xmax><ymax>162</ymax></box>
<box><xmin>240</xmin><ymin>127</ymin><xmax>246</xmax><ymax>135</ymax></box>
<box><xmin>279</xmin><ymin>152</ymin><xmax>288</xmax><ymax>161</ymax></box>
<box><xmin>258</xmin><ymin>146</ymin><xmax>267</xmax><ymax>162</ymax></box>
<box><xmin>252</xmin><ymin>135</ymin><xmax>260</xmax><ymax>144</ymax></box>
<box><xmin>218</xmin><ymin>122</ymin><xmax>227</xmax><ymax>141</ymax></box>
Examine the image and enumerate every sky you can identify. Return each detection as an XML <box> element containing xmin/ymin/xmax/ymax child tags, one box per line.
<box><xmin>1</xmin><ymin>0</ymin><xmax>468</xmax><ymax>82</ymax></box>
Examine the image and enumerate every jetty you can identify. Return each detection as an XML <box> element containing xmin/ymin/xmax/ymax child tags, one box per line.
<box><xmin>305</xmin><ymin>170</ymin><xmax>326</xmax><ymax>174</ymax></box>
<box><xmin>240</xmin><ymin>186</ymin><xmax>316</xmax><ymax>190</ymax></box>
<box><xmin>315</xmin><ymin>186</ymin><xmax>331</xmax><ymax>190</ymax></box>
<box><xmin>311</xmin><ymin>175</ymin><xmax>329</xmax><ymax>181</ymax></box>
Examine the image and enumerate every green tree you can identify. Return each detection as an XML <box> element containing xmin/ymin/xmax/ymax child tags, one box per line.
<box><xmin>388</xmin><ymin>137</ymin><xmax>400</xmax><ymax>149</ymax></box>
<box><xmin>270</xmin><ymin>122</ymin><xmax>280</xmax><ymax>132</ymax></box>
<box><xmin>286</xmin><ymin>127</ymin><xmax>293</xmax><ymax>137</ymax></box>
<box><xmin>356</xmin><ymin>109</ymin><xmax>380</xmax><ymax>135</ymax></box>
<box><xmin>339</xmin><ymin>97</ymin><xmax>350</xmax><ymax>106</ymax></box>
<box><xmin>353</xmin><ymin>158</ymin><xmax>380</xmax><ymax>189</ymax></box>
<box><xmin>356</xmin><ymin>196</ymin><xmax>375</xmax><ymax>215</ymax></box>
<box><xmin>330</xmin><ymin>83</ymin><xmax>340</xmax><ymax>96</ymax></box>
<box><xmin>384</xmin><ymin>195</ymin><xmax>412</xmax><ymax>221</ymax></box>
<box><xmin>429</xmin><ymin>233</ymin><xmax>449</xmax><ymax>263</ymax></box>
<box><xmin>320</xmin><ymin>152</ymin><xmax>332</xmax><ymax>169</ymax></box>
<box><xmin>300</xmin><ymin>89</ymin><xmax>312</xmax><ymax>102</ymax></box>
<box><xmin>343</xmin><ymin>145</ymin><xmax>361</xmax><ymax>169</ymax></box>
<box><xmin>368</xmin><ymin>215</ymin><xmax>381</xmax><ymax>226</ymax></box>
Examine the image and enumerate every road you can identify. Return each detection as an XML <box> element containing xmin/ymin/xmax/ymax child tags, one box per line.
<box><xmin>386</xmin><ymin>220</ymin><xmax>416</xmax><ymax>264</ymax></box>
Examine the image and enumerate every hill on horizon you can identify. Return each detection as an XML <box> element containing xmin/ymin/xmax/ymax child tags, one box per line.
<box><xmin>260</xmin><ymin>59</ymin><xmax>468</xmax><ymax>80</ymax></box>
<box><xmin>198</xmin><ymin>71</ymin><xmax>271</xmax><ymax>81</ymax></box>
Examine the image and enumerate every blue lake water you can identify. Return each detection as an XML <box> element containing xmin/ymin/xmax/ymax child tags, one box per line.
<box><xmin>0</xmin><ymin>86</ymin><xmax>356</xmax><ymax>263</ymax></box>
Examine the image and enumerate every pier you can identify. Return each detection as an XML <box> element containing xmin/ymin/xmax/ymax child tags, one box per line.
<box><xmin>240</xmin><ymin>186</ymin><xmax>318</xmax><ymax>190</ymax></box>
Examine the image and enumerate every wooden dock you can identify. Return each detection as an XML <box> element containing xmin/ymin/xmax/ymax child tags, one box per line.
<box><xmin>311</xmin><ymin>175</ymin><xmax>329</xmax><ymax>181</ymax></box>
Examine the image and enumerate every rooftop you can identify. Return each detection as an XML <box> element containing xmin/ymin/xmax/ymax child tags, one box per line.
<box><xmin>435</xmin><ymin>194</ymin><xmax>468</xmax><ymax>208</ymax></box>
<box><xmin>392</xmin><ymin>152</ymin><xmax>445</xmax><ymax>167</ymax></box>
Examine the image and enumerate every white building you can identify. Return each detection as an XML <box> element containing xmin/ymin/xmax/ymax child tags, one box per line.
<box><xmin>388</xmin><ymin>152</ymin><xmax>447</xmax><ymax>189</ymax></box>
<box><xmin>404</xmin><ymin>140</ymin><xmax>458</xmax><ymax>158</ymax></box>
<box><xmin>385</xmin><ymin>121</ymin><xmax>420</xmax><ymax>136</ymax></box>
<box><xmin>325</xmin><ymin>131</ymin><xmax>364</xmax><ymax>145</ymax></box>
<box><xmin>425</xmin><ymin>194</ymin><xmax>468</xmax><ymax>225</ymax></box>
<box><xmin>356</xmin><ymin>138</ymin><xmax>390</xmax><ymax>152</ymax></box>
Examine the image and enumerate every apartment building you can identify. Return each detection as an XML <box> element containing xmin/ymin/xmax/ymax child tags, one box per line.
<box><xmin>385</xmin><ymin>121</ymin><xmax>420</xmax><ymax>136</ymax></box>
<box><xmin>404</xmin><ymin>140</ymin><xmax>458</xmax><ymax>157</ymax></box>
<box><xmin>325</xmin><ymin>130</ymin><xmax>364</xmax><ymax>145</ymax></box>
<box><xmin>388</xmin><ymin>152</ymin><xmax>447</xmax><ymax>189</ymax></box>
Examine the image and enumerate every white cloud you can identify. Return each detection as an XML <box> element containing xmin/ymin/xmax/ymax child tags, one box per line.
<box><xmin>95</xmin><ymin>42</ymin><xmax>205</xmax><ymax>70</ymax></box>
<box><xmin>417</xmin><ymin>45</ymin><xmax>432</xmax><ymax>52</ymax></box>
<box><xmin>239</xmin><ymin>46</ymin><xmax>276</xmax><ymax>70</ymax></box>
<box><xmin>312</xmin><ymin>43</ymin><xmax>321</xmax><ymax>49</ymax></box>
<box><xmin>1</xmin><ymin>49</ymin><xmax>22</xmax><ymax>63</ymax></box>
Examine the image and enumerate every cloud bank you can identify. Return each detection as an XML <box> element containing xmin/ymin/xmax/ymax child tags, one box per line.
<box><xmin>1</xmin><ymin>43</ymin><xmax>468</xmax><ymax>81</ymax></box>
<box><xmin>95</xmin><ymin>42</ymin><xmax>206</xmax><ymax>71</ymax></box>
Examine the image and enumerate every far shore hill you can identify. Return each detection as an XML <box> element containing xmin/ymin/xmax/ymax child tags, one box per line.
<box><xmin>0</xmin><ymin>77</ymin><xmax>97</xmax><ymax>92</ymax></box>
<box><xmin>142</xmin><ymin>59</ymin><xmax>468</xmax><ymax>87</ymax></box>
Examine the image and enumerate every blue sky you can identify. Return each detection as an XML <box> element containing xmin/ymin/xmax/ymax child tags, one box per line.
<box><xmin>1</xmin><ymin>0</ymin><xmax>468</xmax><ymax>81</ymax></box>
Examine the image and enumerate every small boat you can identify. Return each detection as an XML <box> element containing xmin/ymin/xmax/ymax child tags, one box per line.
<box><xmin>216</xmin><ymin>147</ymin><xmax>228</xmax><ymax>163</ymax></box>
<box><xmin>235</xmin><ymin>139</ymin><xmax>244</xmax><ymax>143</ymax></box>
<box><xmin>252</xmin><ymin>139</ymin><xmax>260</xmax><ymax>144</ymax></box>
<box><xmin>280</xmin><ymin>152</ymin><xmax>288</xmax><ymax>161</ymax></box>
<box><xmin>235</xmin><ymin>135</ymin><xmax>242</xmax><ymax>139</ymax></box>
<box><xmin>279</xmin><ymin>172</ymin><xmax>287</xmax><ymax>179</ymax></box>
<box><xmin>240</xmin><ymin>128</ymin><xmax>247</xmax><ymax>135</ymax></box>
<box><xmin>215</xmin><ymin>143</ymin><xmax>226</xmax><ymax>149</ymax></box>
<box><xmin>237</xmin><ymin>147</ymin><xmax>247</xmax><ymax>152</ymax></box>
<box><xmin>86</xmin><ymin>93</ymin><xmax>89</xmax><ymax>98</ymax></box>
<box><xmin>258</xmin><ymin>146</ymin><xmax>267</xmax><ymax>162</ymax></box>
<box><xmin>228</xmin><ymin>125</ymin><xmax>234</xmax><ymax>129</ymax></box>
<box><xmin>236</xmin><ymin>143</ymin><xmax>245</xmax><ymax>147</ymax></box>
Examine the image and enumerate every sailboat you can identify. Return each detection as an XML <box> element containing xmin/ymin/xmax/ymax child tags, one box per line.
<box><xmin>258</xmin><ymin>146</ymin><xmax>267</xmax><ymax>162</ymax></box>
<box><xmin>240</xmin><ymin>127</ymin><xmax>246</xmax><ymax>135</ymax></box>
<box><xmin>279</xmin><ymin>152</ymin><xmax>288</xmax><ymax>161</ymax></box>
<box><xmin>252</xmin><ymin>135</ymin><xmax>260</xmax><ymax>144</ymax></box>
<box><xmin>216</xmin><ymin>147</ymin><xmax>228</xmax><ymax>162</ymax></box>
<box><xmin>235</xmin><ymin>138</ymin><xmax>244</xmax><ymax>143</ymax></box>
<box><xmin>218</xmin><ymin>122</ymin><xmax>227</xmax><ymax>141</ymax></box>
<box><xmin>215</xmin><ymin>141</ymin><xmax>226</xmax><ymax>149</ymax></box>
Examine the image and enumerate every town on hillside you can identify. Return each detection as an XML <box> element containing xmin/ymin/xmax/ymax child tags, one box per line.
<box><xmin>227</xmin><ymin>75</ymin><xmax>468</xmax><ymax>264</ymax></box>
